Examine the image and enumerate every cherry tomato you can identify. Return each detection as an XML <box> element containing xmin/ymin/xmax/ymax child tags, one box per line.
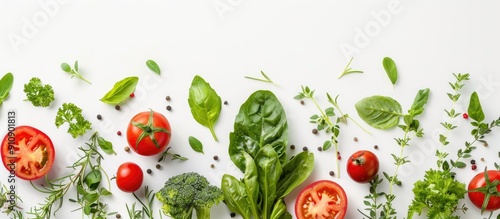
<box><xmin>127</xmin><ymin>110</ymin><xmax>171</xmax><ymax>156</ymax></box>
<box><xmin>116</xmin><ymin>162</ymin><xmax>143</xmax><ymax>193</ymax></box>
<box><xmin>346</xmin><ymin>150</ymin><xmax>379</xmax><ymax>183</ymax></box>
<box><xmin>1</xmin><ymin>126</ymin><xmax>55</xmax><ymax>180</ymax></box>
<box><xmin>468</xmin><ymin>170</ymin><xmax>500</xmax><ymax>211</ymax></box>
<box><xmin>295</xmin><ymin>180</ymin><xmax>347</xmax><ymax>219</ymax></box>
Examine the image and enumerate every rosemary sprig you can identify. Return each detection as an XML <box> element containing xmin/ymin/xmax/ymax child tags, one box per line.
<box><xmin>28</xmin><ymin>132</ymin><xmax>114</xmax><ymax>219</ymax></box>
<box><xmin>126</xmin><ymin>186</ymin><xmax>159</xmax><ymax>219</ymax></box>
<box><xmin>244</xmin><ymin>71</ymin><xmax>279</xmax><ymax>85</ymax></box>
<box><xmin>338</xmin><ymin>57</ymin><xmax>363</xmax><ymax>78</ymax></box>
<box><xmin>157</xmin><ymin>147</ymin><xmax>188</xmax><ymax>162</ymax></box>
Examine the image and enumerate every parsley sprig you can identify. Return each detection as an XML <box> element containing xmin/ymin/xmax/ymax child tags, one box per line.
<box><xmin>23</xmin><ymin>77</ymin><xmax>55</xmax><ymax>107</ymax></box>
<box><xmin>28</xmin><ymin>132</ymin><xmax>114</xmax><ymax>219</ymax></box>
<box><xmin>55</xmin><ymin>103</ymin><xmax>92</xmax><ymax>138</ymax></box>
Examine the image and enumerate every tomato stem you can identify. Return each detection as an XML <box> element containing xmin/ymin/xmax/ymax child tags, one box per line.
<box><xmin>133</xmin><ymin>110</ymin><xmax>171</xmax><ymax>149</ymax></box>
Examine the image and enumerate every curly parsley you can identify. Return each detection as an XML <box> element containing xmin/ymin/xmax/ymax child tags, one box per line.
<box><xmin>23</xmin><ymin>77</ymin><xmax>55</xmax><ymax>107</ymax></box>
<box><xmin>55</xmin><ymin>102</ymin><xmax>92</xmax><ymax>138</ymax></box>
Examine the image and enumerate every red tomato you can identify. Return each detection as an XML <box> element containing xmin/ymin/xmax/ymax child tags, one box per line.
<box><xmin>116</xmin><ymin>162</ymin><xmax>143</xmax><ymax>193</ymax></box>
<box><xmin>346</xmin><ymin>150</ymin><xmax>379</xmax><ymax>183</ymax></box>
<box><xmin>127</xmin><ymin>110</ymin><xmax>171</xmax><ymax>156</ymax></box>
<box><xmin>468</xmin><ymin>170</ymin><xmax>500</xmax><ymax>211</ymax></box>
<box><xmin>1</xmin><ymin>126</ymin><xmax>55</xmax><ymax>180</ymax></box>
<box><xmin>295</xmin><ymin>180</ymin><xmax>348</xmax><ymax>219</ymax></box>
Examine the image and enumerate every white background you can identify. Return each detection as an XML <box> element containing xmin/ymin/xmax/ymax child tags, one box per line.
<box><xmin>1</xmin><ymin>0</ymin><xmax>500</xmax><ymax>218</ymax></box>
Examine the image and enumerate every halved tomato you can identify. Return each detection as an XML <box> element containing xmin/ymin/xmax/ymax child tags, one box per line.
<box><xmin>295</xmin><ymin>180</ymin><xmax>348</xmax><ymax>219</ymax></box>
<box><xmin>1</xmin><ymin>126</ymin><xmax>55</xmax><ymax>180</ymax></box>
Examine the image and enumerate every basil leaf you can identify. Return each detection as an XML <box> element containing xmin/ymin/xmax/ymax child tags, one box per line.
<box><xmin>242</xmin><ymin>152</ymin><xmax>259</xmax><ymax>218</ymax></box>
<box><xmin>383</xmin><ymin>57</ymin><xmax>398</xmax><ymax>85</ymax></box>
<box><xmin>146</xmin><ymin>59</ymin><xmax>161</xmax><ymax>75</ymax></box>
<box><xmin>100</xmin><ymin>76</ymin><xmax>138</xmax><ymax>104</ymax></box>
<box><xmin>229</xmin><ymin>90</ymin><xmax>288</xmax><ymax>172</ymax></box>
<box><xmin>276</xmin><ymin>151</ymin><xmax>314</xmax><ymax>198</ymax></box>
<box><xmin>409</xmin><ymin>88</ymin><xmax>430</xmax><ymax>116</ymax></box>
<box><xmin>255</xmin><ymin>145</ymin><xmax>281</xmax><ymax>219</ymax></box>
<box><xmin>221</xmin><ymin>174</ymin><xmax>251</xmax><ymax>219</ymax></box>
<box><xmin>468</xmin><ymin>91</ymin><xmax>484</xmax><ymax>122</ymax></box>
<box><xmin>188</xmin><ymin>136</ymin><xmax>204</xmax><ymax>154</ymax></box>
<box><xmin>84</xmin><ymin>169</ymin><xmax>102</xmax><ymax>191</ymax></box>
<box><xmin>355</xmin><ymin>95</ymin><xmax>402</xmax><ymax>129</ymax></box>
<box><xmin>0</xmin><ymin>72</ymin><xmax>14</xmax><ymax>105</ymax></box>
<box><xmin>188</xmin><ymin>75</ymin><xmax>221</xmax><ymax>141</ymax></box>
<box><xmin>97</xmin><ymin>136</ymin><xmax>116</xmax><ymax>155</ymax></box>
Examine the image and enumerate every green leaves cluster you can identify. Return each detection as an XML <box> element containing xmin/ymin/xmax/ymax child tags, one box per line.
<box><xmin>188</xmin><ymin>75</ymin><xmax>222</xmax><ymax>141</ymax></box>
<box><xmin>29</xmin><ymin>132</ymin><xmax>115</xmax><ymax>219</ymax></box>
<box><xmin>223</xmin><ymin>90</ymin><xmax>314</xmax><ymax>219</ymax></box>
<box><xmin>61</xmin><ymin>60</ymin><xmax>91</xmax><ymax>84</ymax></box>
<box><xmin>55</xmin><ymin>103</ymin><xmax>92</xmax><ymax>138</ymax></box>
<box><xmin>23</xmin><ymin>77</ymin><xmax>55</xmax><ymax>107</ymax></box>
<box><xmin>100</xmin><ymin>76</ymin><xmax>139</xmax><ymax>105</ymax></box>
<box><xmin>0</xmin><ymin>72</ymin><xmax>13</xmax><ymax>105</ymax></box>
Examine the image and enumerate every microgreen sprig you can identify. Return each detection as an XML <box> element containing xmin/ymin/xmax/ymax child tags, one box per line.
<box><xmin>244</xmin><ymin>71</ymin><xmax>279</xmax><ymax>85</ymax></box>
<box><xmin>28</xmin><ymin>132</ymin><xmax>114</xmax><ymax>219</ymax></box>
<box><xmin>61</xmin><ymin>60</ymin><xmax>91</xmax><ymax>84</ymax></box>
<box><xmin>338</xmin><ymin>57</ymin><xmax>363</xmax><ymax>79</ymax></box>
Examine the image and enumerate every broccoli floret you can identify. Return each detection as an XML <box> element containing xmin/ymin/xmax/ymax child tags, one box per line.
<box><xmin>156</xmin><ymin>172</ymin><xmax>224</xmax><ymax>219</ymax></box>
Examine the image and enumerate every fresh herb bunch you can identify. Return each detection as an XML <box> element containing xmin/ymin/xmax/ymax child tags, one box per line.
<box><xmin>295</xmin><ymin>85</ymin><xmax>370</xmax><ymax>177</ymax></box>
<box><xmin>55</xmin><ymin>102</ymin><xmax>92</xmax><ymax>138</ymax></box>
<box><xmin>126</xmin><ymin>186</ymin><xmax>160</xmax><ymax>219</ymax></box>
<box><xmin>355</xmin><ymin>88</ymin><xmax>430</xmax><ymax>218</ymax></box>
<box><xmin>28</xmin><ymin>132</ymin><xmax>114</xmax><ymax>219</ymax></box>
<box><xmin>1</xmin><ymin>185</ymin><xmax>24</xmax><ymax>219</ymax></box>
<box><xmin>407</xmin><ymin>73</ymin><xmax>469</xmax><ymax>219</ymax></box>
<box><xmin>23</xmin><ymin>77</ymin><xmax>55</xmax><ymax>107</ymax></box>
<box><xmin>61</xmin><ymin>60</ymin><xmax>91</xmax><ymax>84</ymax></box>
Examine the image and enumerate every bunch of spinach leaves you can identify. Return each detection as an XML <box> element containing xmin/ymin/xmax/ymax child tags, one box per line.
<box><xmin>222</xmin><ymin>90</ymin><xmax>314</xmax><ymax>219</ymax></box>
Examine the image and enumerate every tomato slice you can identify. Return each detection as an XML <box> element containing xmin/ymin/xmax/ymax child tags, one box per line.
<box><xmin>1</xmin><ymin>126</ymin><xmax>55</xmax><ymax>180</ymax></box>
<box><xmin>295</xmin><ymin>180</ymin><xmax>348</xmax><ymax>219</ymax></box>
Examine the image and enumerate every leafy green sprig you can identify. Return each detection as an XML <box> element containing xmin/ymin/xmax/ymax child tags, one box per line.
<box><xmin>126</xmin><ymin>186</ymin><xmax>161</xmax><ymax>219</ymax></box>
<box><xmin>0</xmin><ymin>185</ymin><xmax>24</xmax><ymax>219</ymax></box>
<box><xmin>0</xmin><ymin>72</ymin><xmax>14</xmax><ymax>105</ymax></box>
<box><xmin>28</xmin><ymin>132</ymin><xmax>114</xmax><ymax>219</ymax></box>
<box><xmin>358</xmin><ymin>175</ymin><xmax>385</xmax><ymax>219</ymax></box>
<box><xmin>338</xmin><ymin>57</ymin><xmax>363</xmax><ymax>78</ymax></box>
<box><xmin>24</xmin><ymin>77</ymin><xmax>55</xmax><ymax>107</ymax></box>
<box><xmin>61</xmin><ymin>61</ymin><xmax>91</xmax><ymax>84</ymax></box>
<box><xmin>55</xmin><ymin>103</ymin><xmax>92</xmax><ymax>138</ymax></box>
<box><xmin>157</xmin><ymin>147</ymin><xmax>188</xmax><ymax>162</ymax></box>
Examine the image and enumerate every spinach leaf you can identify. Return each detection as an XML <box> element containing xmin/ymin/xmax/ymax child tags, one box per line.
<box><xmin>270</xmin><ymin>199</ymin><xmax>292</xmax><ymax>219</ymax></box>
<box><xmin>188</xmin><ymin>136</ymin><xmax>204</xmax><ymax>154</ymax></box>
<box><xmin>0</xmin><ymin>72</ymin><xmax>14</xmax><ymax>105</ymax></box>
<box><xmin>229</xmin><ymin>90</ymin><xmax>288</xmax><ymax>171</ymax></box>
<box><xmin>243</xmin><ymin>152</ymin><xmax>260</xmax><ymax>218</ymax></box>
<box><xmin>355</xmin><ymin>95</ymin><xmax>403</xmax><ymax>129</ymax></box>
<box><xmin>276</xmin><ymin>151</ymin><xmax>314</xmax><ymax>198</ymax></box>
<box><xmin>188</xmin><ymin>75</ymin><xmax>222</xmax><ymax>141</ymax></box>
<box><xmin>221</xmin><ymin>174</ymin><xmax>251</xmax><ymax>219</ymax></box>
<box><xmin>409</xmin><ymin>88</ymin><xmax>430</xmax><ymax>116</ymax></box>
<box><xmin>255</xmin><ymin>145</ymin><xmax>282</xmax><ymax>219</ymax></box>
<box><xmin>383</xmin><ymin>57</ymin><xmax>398</xmax><ymax>85</ymax></box>
<box><xmin>146</xmin><ymin>59</ymin><xmax>161</xmax><ymax>75</ymax></box>
<box><xmin>468</xmin><ymin>91</ymin><xmax>484</xmax><ymax>122</ymax></box>
<box><xmin>100</xmin><ymin>76</ymin><xmax>138</xmax><ymax>104</ymax></box>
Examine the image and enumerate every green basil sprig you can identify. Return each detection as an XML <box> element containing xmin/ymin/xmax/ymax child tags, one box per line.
<box><xmin>383</xmin><ymin>57</ymin><xmax>398</xmax><ymax>85</ymax></box>
<box><xmin>0</xmin><ymin>72</ymin><xmax>14</xmax><ymax>105</ymax></box>
<box><xmin>100</xmin><ymin>76</ymin><xmax>139</xmax><ymax>105</ymax></box>
<box><xmin>188</xmin><ymin>136</ymin><xmax>204</xmax><ymax>154</ymax></box>
<box><xmin>188</xmin><ymin>75</ymin><xmax>222</xmax><ymax>141</ymax></box>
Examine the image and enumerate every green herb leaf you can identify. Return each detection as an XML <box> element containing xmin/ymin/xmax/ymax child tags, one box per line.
<box><xmin>100</xmin><ymin>76</ymin><xmax>139</xmax><ymax>105</ymax></box>
<box><xmin>229</xmin><ymin>90</ymin><xmax>288</xmax><ymax>172</ymax></box>
<box><xmin>255</xmin><ymin>145</ymin><xmax>281</xmax><ymax>218</ymax></box>
<box><xmin>97</xmin><ymin>137</ymin><xmax>116</xmax><ymax>155</ymax></box>
<box><xmin>409</xmin><ymin>88</ymin><xmax>430</xmax><ymax>116</ymax></box>
<box><xmin>84</xmin><ymin>169</ymin><xmax>102</xmax><ymax>191</ymax></box>
<box><xmin>61</xmin><ymin>63</ymin><xmax>71</xmax><ymax>72</ymax></box>
<box><xmin>146</xmin><ymin>59</ymin><xmax>161</xmax><ymax>75</ymax></box>
<box><xmin>0</xmin><ymin>72</ymin><xmax>14</xmax><ymax>105</ymax></box>
<box><xmin>188</xmin><ymin>75</ymin><xmax>222</xmax><ymax>141</ymax></box>
<box><xmin>221</xmin><ymin>174</ymin><xmax>252</xmax><ymax>219</ymax></box>
<box><xmin>276</xmin><ymin>151</ymin><xmax>314</xmax><ymax>198</ymax></box>
<box><xmin>355</xmin><ymin>95</ymin><xmax>402</xmax><ymax>129</ymax></box>
<box><xmin>61</xmin><ymin>61</ymin><xmax>91</xmax><ymax>84</ymax></box>
<box><xmin>242</xmin><ymin>152</ymin><xmax>259</xmax><ymax>218</ymax></box>
<box><xmin>468</xmin><ymin>91</ymin><xmax>485</xmax><ymax>122</ymax></box>
<box><xmin>188</xmin><ymin>136</ymin><xmax>204</xmax><ymax>154</ymax></box>
<box><xmin>383</xmin><ymin>57</ymin><xmax>398</xmax><ymax>85</ymax></box>
<box><xmin>23</xmin><ymin>77</ymin><xmax>55</xmax><ymax>107</ymax></box>
<box><xmin>55</xmin><ymin>103</ymin><xmax>92</xmax><ymax>138</ymax></box>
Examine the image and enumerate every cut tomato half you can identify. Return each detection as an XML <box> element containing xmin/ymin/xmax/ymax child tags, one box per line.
<box><xmin>295</xmin><ymin>180</ymin><xmax>348</xmax><ymax>219</ymax></box>
<box><xmin>1</xmin><ymin>126</ymin><xmax>55</xmax><ymax>180</ymax></box>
